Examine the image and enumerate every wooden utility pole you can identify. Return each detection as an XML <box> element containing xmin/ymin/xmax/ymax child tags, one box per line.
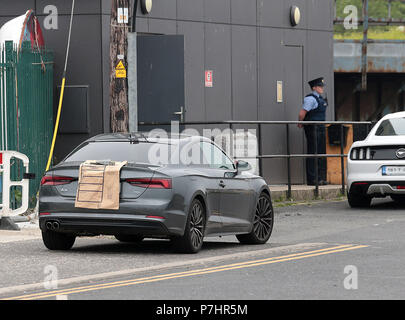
<box><xmin>110</xmin><ymin>0</ymin><xmax>129</xmax><ymax>132</ymax></box>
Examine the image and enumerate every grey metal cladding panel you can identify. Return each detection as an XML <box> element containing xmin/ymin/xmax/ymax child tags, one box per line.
<box><xmin>260</xmin><ymin>125</ymin><xmax>287</xmax><ymax>184</ymax></box>
<box><xmin>136</xmin><ymin>17</ymin><xmax>149</xmax><ymax>33</ymax></box>
<box><xmin>59</xmin><ymin>87</ymin><xmax>89</xmax><ymax>134</ymax></box>
<box><xmin>35</xmin><ymin>0</ymin><xmax>101</xmax><ymax>15</ymax></box>
<box><xmin>231</xmin><ymin>0</ymin><xmax>257</xmax><ymax>25</ymax></box>
<box><xmin>0</xmin><ymin>0</ymin><xmax>35</xmax><ymax>16</ymax></box>
<box><xmin>257</xmin><ymin>0</ymin><xmax>284</xmax><ymax>28</ymax></box>
<box><xmin>307</xmin><ymin>31</ymin><xmax>334</xmax><ymax>118</ymax></box>
<box><xmin>149</xmin><ymin>19</ymin><xmax>177</xmax><ymax>34</ymax></box>
<box><xmin>205</xmin><ymin>24</ymin><xmax>232</xmax><ymax>121</ymax></box>
<box><xmin>177</xmin><ymin>21</ymin><xmax>205</xmax><ymax>122</ymax></box>
<box><xmin>283</xmin><ymin>29</ymin><xmax>307</xmax><ymax>47</ymax></box>
<box><xmin>101</xmin><ymin>0</ymin><xmax>111</xmax><ymax>15</ymax></box>
<box><xmin>307</xmin><ymin>0</ymin><xmax>333</xmax><ymax>31</ymax></box>
<box><xmin>39</xmin><ymin>15</ymin><xmax>103</xmax><ymax>134</ymax></box>
<box><xmin>177</xmin><ymin>0</ymin><xmax>204</xmax><ymax>21</ymax></box>
<box><xmin>258</xmin><ymin>28</ymin><xmax>284</xmax><ymax>121</ymax></box>
<box><xmin>204</xmin><ymin>0</ymin><xmax>231</xmax><ymax>23</ymax></box>
<box><xmin>148</xmin><ymin>0</ymin><xmax>177</xmax><ymax>20</ymax></box>
<box><xmin>232</xmin><ymin>26</ymin><xmax>257</xmax><ymax>121</ymax></box>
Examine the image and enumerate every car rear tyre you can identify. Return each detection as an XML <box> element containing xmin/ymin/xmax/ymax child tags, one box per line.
<box><xmin>348</xmin><ymin>190</ymin><xmax>371</xmax><ymax>208</ymax></box>
<box><xmin>42</xmin><ymin>230</ymin><xmax>76</xmax><ymax>250</ymax></box>
<box><xmin>115</xmin><ymin>234</ymin><xmax>144</xmax><ymax>243</ymax></box>
<box><xmin>236</xmin><ymin>193</ymin><xmax>274</xmax><ymax>245</ymax></box>
<box><xmin>172</xmin><ymin>198</ymin><xmax>206</xmax><ymax>253</ymax></box>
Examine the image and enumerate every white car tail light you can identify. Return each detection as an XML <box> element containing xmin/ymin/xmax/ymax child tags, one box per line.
<box><xmin>351</xmin><ymin>149</ymin><xmax>357</xmax><ymax>160</ymax></box>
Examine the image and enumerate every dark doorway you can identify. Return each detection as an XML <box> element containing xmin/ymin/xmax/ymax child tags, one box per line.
<box><xmin>137</xmin><ymin>34</ymin><xmax>185</xmax><ymax>129</ymax></box>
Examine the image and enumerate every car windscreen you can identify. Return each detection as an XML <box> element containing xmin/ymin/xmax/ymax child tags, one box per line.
<box><xmin>63</xmin><ymin>141</ymin><xmax>172</xmax><ymax>164</ymax></box>
<box><xmin>375</xmin><ymin>118</ymin><xmax>405</xmax><ymax>136</ymax></box>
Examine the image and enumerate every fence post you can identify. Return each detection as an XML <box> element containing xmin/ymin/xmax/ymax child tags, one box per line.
<box><xmin>258</xmin><ymin>124</ymin><xmax>263</xmax><ymax>177</ymax></box>
<box><xmin>314</xmin><ymin>124</ymin><xmax>319</xmax><ymax>198</ymax></box>
<box><xmin>286</xmin><ymin>124</ymin><xmax>291</xmax><ymax>199</ymax></box>
<box><xmin>340</xmin><ymin>124</ymin><xmax>345</xmax><ymax>195</ymax></box>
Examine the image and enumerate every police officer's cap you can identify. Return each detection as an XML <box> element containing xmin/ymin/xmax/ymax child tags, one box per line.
<box><xmin>308</xmin><ymin>77</ymin><xmax>325</xmax><ymax>88</ymax></box>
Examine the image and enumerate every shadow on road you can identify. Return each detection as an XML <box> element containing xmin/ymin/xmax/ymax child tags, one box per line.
<box><xmin>370</xmin><ymin>198</ymin><xmax>405</xmax><ymax>210</ymax></box>
<box><xmin>70</xmin><ymin>238</ymin><xmax>245</xmax><ymax>255</ymax></box>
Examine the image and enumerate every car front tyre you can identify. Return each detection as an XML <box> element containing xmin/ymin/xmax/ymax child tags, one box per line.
<box><xmin>347</xmin><ymin>190</ymin><xmax>371</xmax><ymax>208</ymax></box>
<box><xmin>237</xmin><ymin>193</ymin><xmax>274</xmax><ymax>245</ymax></box>
<box><xmin>172</xmin><ymin>198</ymin><xmax>206</xmax><ymax>254</ymax></box>
<box><xmin>42</xmin><ymin>230</ymin><xmax>76</xmax><ymax>250</ymax></box>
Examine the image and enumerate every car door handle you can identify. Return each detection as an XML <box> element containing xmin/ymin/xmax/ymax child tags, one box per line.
<box><xmin>219</xmin><ymin>181</ymin><xmax>226</xmax><ymax>188</ymax></box>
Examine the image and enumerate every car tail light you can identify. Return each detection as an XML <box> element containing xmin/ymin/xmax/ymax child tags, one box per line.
<box><xmin>359</xmin><ymin>148</ymin><xmax>364</xmax><ymax>160</ymax></box>
<box><xmin>351</xmin><ymin>149</ymin><xmax>357</xmax><ymax>160</ymax></box>
<box><xmin>40</xmin><ymin>176</ymin><xmax>75</xmax><ymax>186</ymax></box>
<box><xmin>396</xmin><ymin>186</ymin><xmax>405</xmax><ymax>190</ymax></box>
<box><xmin>126</xmin><ymin>178</ymin><xmax>172</xmax><ymax>189</ymax></box>
<box><xmin>366</xmin><ymin>148</ymin><xmax>371</xmax><ymax>160</ymax></box>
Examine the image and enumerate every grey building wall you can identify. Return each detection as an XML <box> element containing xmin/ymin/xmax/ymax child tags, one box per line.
<box><xmin>0</xmin><ymin>0</ymin><xmax>335</xmax><ymax>185</ymax></box>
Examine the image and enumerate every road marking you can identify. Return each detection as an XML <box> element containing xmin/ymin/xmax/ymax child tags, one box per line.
<box><xmin>4</xmin><ymin>244</ymin><xmax>368</xmax><ymax>300</ymax></box>
<box><xmin>0</xmin><ymin>242</ymin><xmax>326</xmax><ymax>296</ymax></box>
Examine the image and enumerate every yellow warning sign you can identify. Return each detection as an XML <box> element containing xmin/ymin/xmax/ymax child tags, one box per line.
<box><xmin>115</xmin><ymin>60</ymin><xmax>127</xmax><ymax>79</ymax></box>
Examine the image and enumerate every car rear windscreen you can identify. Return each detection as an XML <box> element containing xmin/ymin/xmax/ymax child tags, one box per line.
<box><xmin>64</xmin><ymin>141</ymin><xmax>172</xmax><ymax>164</ymax></box>
<box><xmin>375</xmin><ymin>118</ymin><xmax>405</xmax><ymax>136</ymax></box>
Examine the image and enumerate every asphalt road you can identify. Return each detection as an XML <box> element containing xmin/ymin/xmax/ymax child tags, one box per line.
<box><xmin>1</xmin><ymin>197</ymin><xmax>405</xmax><ymax>300</ymax></box>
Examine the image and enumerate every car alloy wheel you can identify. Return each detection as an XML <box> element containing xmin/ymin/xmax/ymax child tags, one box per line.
<box><xmin>237</xmin><ymin>193</ymin><xmax>274</xmax><ymax>244</ymax></box>
<box><xmin>253</xmin><ymin>195</ymin><xmax>274</xmax><ymax>241</ymax></box>
<box><xmin>172</xmin><ymin>198</ymin><xmax>205</xmax><ymax>253</ymax></box>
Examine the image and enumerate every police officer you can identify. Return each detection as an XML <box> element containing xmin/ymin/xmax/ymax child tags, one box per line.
<box><xmin>298</xmin><ymin>77</ymin><xmax>328</xmax><ymax>186</ymax></box>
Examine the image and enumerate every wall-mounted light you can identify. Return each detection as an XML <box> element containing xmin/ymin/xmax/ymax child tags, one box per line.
<box><xmin>141</xmin><ymin>0</ymin><xmax>152</xmax><ymax>14</ymax></box>
<box><xmin>290</xmin><ymin>6</ymin><xmax>301</xmax><ymax>26</ymax></box>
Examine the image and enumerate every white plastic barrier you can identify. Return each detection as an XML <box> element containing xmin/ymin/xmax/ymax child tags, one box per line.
<box><xmin>0</xmin><ymin>151</ymin><xmax>30</xmax><ymax>217</ymax></box>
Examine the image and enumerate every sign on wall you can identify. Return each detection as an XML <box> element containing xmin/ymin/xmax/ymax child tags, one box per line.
<box><xmin>277</xmin><ymin>81</ymin><xmax>283</xmax><ymax>103</ymax></box>
<box><xmin>205</xmin><ymin>70</ymin><xmax>213</xmax><ymax>88</ymax></box>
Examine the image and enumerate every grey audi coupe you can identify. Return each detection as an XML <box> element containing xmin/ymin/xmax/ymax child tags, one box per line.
<box><xmin>39</xmin><ymin>133</ymin><xmax>274</xmax><ymax>253</ymax></box>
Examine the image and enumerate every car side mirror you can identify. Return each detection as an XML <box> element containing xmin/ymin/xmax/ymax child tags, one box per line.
<box><xmin>236</xmin><ymin>160</ymin><xmax>252</xmax><ymax>174</ymax></box>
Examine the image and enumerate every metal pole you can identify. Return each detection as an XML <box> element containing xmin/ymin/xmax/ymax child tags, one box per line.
<box><xmin>361</xmin><ymin>0</ymin><xmax>369</xmax><ymax>91</ymax></box>
<box><xmin>258</xmin><ymin>124</ymin><xmax>263</xmax><ymax>177</ymax></box>
<box><xmin>340</xmin><ymin>125</ymin><xmax>345</xmax><ymax>194</ymax></box>
<box><xmin>314</xmin><ymin>125</ymin><xmax>319</xmax><ymax>198</ymax></box>
<box><xmin>286</xmin><ymin>124</ymin><xmax>291</xmax><ymax>199</ymax></box>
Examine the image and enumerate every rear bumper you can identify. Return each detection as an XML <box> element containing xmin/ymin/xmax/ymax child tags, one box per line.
<box><xmin>349</xmin><ymin>181</ymin><xmax>405</xmax><ymax>197</ymax></box>
<box><xmin>39</xmin><ymin>213</ymin><xmax>179</xmax><ymax>237</ymax></box>
<box><xmin>347</xmin><ymin>159</ymin><xmax>405</xmax><ymax>195</ymax></box>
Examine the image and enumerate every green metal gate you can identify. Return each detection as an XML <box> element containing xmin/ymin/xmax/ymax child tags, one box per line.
<box><xmin>0</xmin><ymin>41</ymin><xmax>53</xmax><ymax>209</ymax></box>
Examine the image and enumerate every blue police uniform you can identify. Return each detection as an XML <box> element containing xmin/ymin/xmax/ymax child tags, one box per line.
<box><xmin>302</xmin><ymin>78</ymin><xmax>328</xmax><ymax>185</ymax></box>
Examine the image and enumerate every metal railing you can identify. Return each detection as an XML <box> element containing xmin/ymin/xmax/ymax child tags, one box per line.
<box><xmin>139</xmin><ymin>120</ymin><xmax>373</xmax><ymax>199</ymax></box>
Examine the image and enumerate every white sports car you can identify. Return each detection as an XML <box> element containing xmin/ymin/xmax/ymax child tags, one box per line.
<box><xmin>347</xmin><ymin>111</ymin><xmax>405</xmax><ymax>207</ymax></box>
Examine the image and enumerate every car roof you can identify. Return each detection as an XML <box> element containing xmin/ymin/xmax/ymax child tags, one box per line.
<box><xmin>85</xmin><ymin>132</ymin><xmax>213</xmax><ymax>145</ymax></box>
<box><xmin>380</xmin><ymin>111</ymin><xmax>405</xmax><ymax>121</ymax></box>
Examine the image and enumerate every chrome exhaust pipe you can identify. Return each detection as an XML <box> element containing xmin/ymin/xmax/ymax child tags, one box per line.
<box><xmin>52</xmin><ymin>222</ymin><xmax>60</xmax><ymax>230</ymax></box>
<box><xmin>46</xmin><ymin>222</ymin><xmax>53</xmax><ymax>230</ymax></box>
